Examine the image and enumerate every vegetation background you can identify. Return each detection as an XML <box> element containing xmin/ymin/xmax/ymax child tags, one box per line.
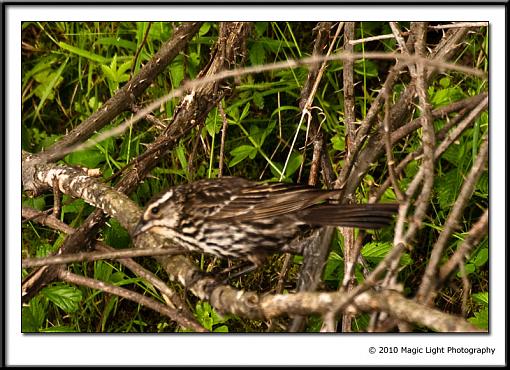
<box><xmin>21</xmin><ymin>21</ymin><xmax>488</xmax><ymax>333</ymax></box>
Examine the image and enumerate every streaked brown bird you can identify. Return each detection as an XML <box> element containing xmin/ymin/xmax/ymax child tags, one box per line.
<box><xmin>132</xmin><ymin>177</ymin><xmax>399</xmax><ymax>268</ymax></box>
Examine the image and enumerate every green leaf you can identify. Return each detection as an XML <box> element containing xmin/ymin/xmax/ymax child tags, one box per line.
<box><xmin>194</xmin><ymin>301</ymin><xmax>228</xmax><ymax>331</ymax></box>
<box><xmin>458</xmin><ymin>263</ymin><xmax>476</xmax><ymax>277</ymax></box>
<box><xmin>199</xmin><ymin>23</ymin><xmax>211</xmax><ymax>36</ymax></box>
<box><xmin>471</xmin><ymin>292</ymin><xmax>488</xmax><ymax>306</ymax></box>
<box><xmin>476</xmin><ymin>172</ymin><xmax>488</xmax><ymax>196</ymax></box>
<box><xmin>439</xmin><ymin>77</ymin><xmax>451</xmax><ymax>88</ymax></box>
<box><xmin>259</xmin><ymin>120</ymin><xmax>276</xmax><ymax>146</ymax></box>
<box><xmin>468</xmin><ymin>307</ymin><xmax>488</xmax><ymax>330</ymax></box>
<box><xmin>285</xmin><ymin>152</ymin><xmax>303</xmax><ymax>177</ymax></box>
<box><xmin>205</xmin><ymin>114</ymin><xmax>222</xmax><ymax>137</ymax></box>
<box><xmin>58</xmin><ymin>41</ymin><xmax>108</xmax><ymax>63</ymax></box>
<box><xmin>354</xmin><ymin>59</ymin><xmax>378</xmax><ymax>77</ymax></box>
<box><xmin>240</xmin><ymin>103</ymin><xmax>251</xmax><ymax>121</ymax></box>
<box><xmin>323</xmin><ymin>251</ymin><xmax>343</xmax><ymax>282</ymax></box>
<box><xmin>61</xmin><ymin>198</ymin><xmax>85</xmax><ymax>215</ymax></box>
<box><xmin>175</xmin><ymin>143</ymin><xmax>188</xmax><ymax>171</ymax></box>
<box><xmin>35</xmin><ymin>57</ymin><xmax>69</xmax><ymax>115</ymax></box>
<box><xmin>229</xmin><ymin>145</ymin><xmax>257</xmax><ymax>167</ymax></box>
<box><xmin>170</xmin><ymin>57</ymin><xmax>185</xmax><ymax>87</ymax></box>
<box><xmin>95</xmin><ymin>37</ymin><xmax>137</xmax><ymax>51</ymax></box>
<box><xmin>42</xmin><ymin>284</ymin><xmax>83</xmax><ymax>313</ymax></box>
<box><xmin>252</xmin><ymin>91</ymin><xmax>265</xmax><ymax>109</ymax></box>
<box><xmin>101</xmin><ymin>296</ymin><xmax>118</xmax><ymax>332</ymax></box>
<box><xmin>94</xmin><ymin>260</ymin><xmax>113</xmax><ymax>282</ymax></box>
<box><xmin>331</xmin><ymin>135</ymin><xmax>345</xmax><ymax>151</ymax></box>
<box><xmin>470</xmin><ymin>248</ymin><xmax>488</xmax><ymax>267</ymax></box>
<box><xmin>441</xmin><ymin>143</ymin><xmax>464</xmax><ymax>165</ymax></box>
<box><xmin>36</xmin><ymin>243</ymin><xmax>54</xmax><ymax>258</ymax></box>
<box><xmin>254</xmin><ymin>22</ymin><xmax>269</xmax><ymax>37</ymax></box>
<box><xmin>23</xmin><ymin>55</ymin><xmax>59</xmax><ymax>90</ymax></box>
<box><xmin>362</xmin><ymin>242</ymin><xmax>412</xmax><ymax>266</ymax></box>
<box><xmin>65</xmin><ymin>148</ymin><xmax>105</xmax><ymax>168</ymax></box>
<box><xmin>22</xmin><ymin>297</ymin><xmax>47</xmax><ymax>332</ymax></box>
<box><xmin>39</xmin><ymin>326</ymin><xmax>78</xmax><ymax>333</ymax></box>
<box><xmin>100</xmin><ymin>64</ymin><xmax>117</xmax><ymax>84</ymax></box>
<box><xmin>250</xmin><ymin>42</ymin><xmax>266</xmax><ymax>66</ymax></box>
<box><xmin>437</xmin><ymin>169</ymin><xmax>462</xmax><ymax>209</ymax></box>
<box><xmin>430</xmin><ymin>86</ymin><xmax>464</xmax><ymax>108</ymax></box>
<box><xmin>22</xmin><ymin>196</ymin><xmax>46</xmax><ymax>211</ymax></box>
<box><xmin>104</xmin><ymin>218</ymin><xmax>131</xmax><ymax>249</ymax></box>
<box><xmin>362</xmin><ymin>242</ymin><xmax>391</xmax><ymax>260</ymax></box>
<box><xmin>118</xmin><ymin>60</ymin><xmax>133</xmax><ymax>76</ymax></box>
<box><xmin>213</xmin><ymin>325</ymin><xmax>229</xmax><ymax>333</ymax></box>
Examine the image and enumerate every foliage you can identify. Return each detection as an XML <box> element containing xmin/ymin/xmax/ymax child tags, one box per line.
<box><xmin>21</xmin><ymin>21</ymin><xmax>488</xmax><ymax>332</ymax></box>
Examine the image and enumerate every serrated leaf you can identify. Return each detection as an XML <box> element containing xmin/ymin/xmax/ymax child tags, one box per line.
<box><xmin>119</xmin><ymin>60</ymin><xmax>133</xmax><ymax>76</ymax></box>
<box><xmin>362</xmin><ymin>242</ymin><xmax>412</xmax><ymax>266</ymax></box>
<box><xmin>42</xmin><ymin>284</ymin><xmax>82</xmax><ymax>313</ymax></box>
<box><xmin>362</xmin><ymin>242</ymin><xmax>392</xmax><ymax>259</ymax></box>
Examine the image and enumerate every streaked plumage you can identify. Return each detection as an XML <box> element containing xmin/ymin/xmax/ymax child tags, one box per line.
<box><xmin>133</xmin><ymin>177</ymin><xmax>399</xmax><ymax>266</ymax></box>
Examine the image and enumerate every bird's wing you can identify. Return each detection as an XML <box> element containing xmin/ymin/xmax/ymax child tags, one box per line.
<box><xmin>206</xmin><ymin>180</ymin><xmax>338</xmax><ymax>221</ymax></box>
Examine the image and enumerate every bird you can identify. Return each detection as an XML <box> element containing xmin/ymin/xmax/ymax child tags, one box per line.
<box><xmin>132</xmin><ymin>177</ymin><xmax>399</xmax><ymax>269</ymax></box>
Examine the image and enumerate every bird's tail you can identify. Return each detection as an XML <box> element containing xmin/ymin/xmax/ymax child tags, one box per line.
<box><xmin>298</xmin><ymin>203</ymin><xmax>399</xmax><ymax>229</ymax></box>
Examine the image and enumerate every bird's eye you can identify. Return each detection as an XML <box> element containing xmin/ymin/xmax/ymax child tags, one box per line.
<box><xmin>151</xmin><ymin>206</ymin><xmax>160</xmax><ymax>215</ymax></box>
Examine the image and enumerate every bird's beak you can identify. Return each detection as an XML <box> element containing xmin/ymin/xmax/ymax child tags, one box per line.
<box><xmin>131</xmin><ymin>220</ymin><xmax>149</xmax><ymax>238</ymax></box>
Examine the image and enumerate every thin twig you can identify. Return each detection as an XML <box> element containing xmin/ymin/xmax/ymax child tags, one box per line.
<box><xmin>416</xmin><ymin>134</ymin><xmax>488</xmax><ymax>304</ymax></box>
<box><xmin>349</xmin><ymin>22</ymin><xmax>487</xmax><ymax>45</ymax></box>
<box><xmin>130</xmin><ymin>22</ymin><xmax>153</xmax><ymax>80</ymax></box>
<box><xmin>438</xmin><ymin>209</ymin><xmax>488</xmax><ymax>286</ymax></box>
<box><xmin>22</xmin><ymin>247</ymin><xmax>187</xmax><ymax>268</ymax></box>
<box><xmin>217</xmin><ymin>100</ymin><xmax>229</xmax><ymax>178</ymax></box>
<box><xmin>59</xmin><ymin>270</ymin><xmax>208</xmax><ymax>332</ymax></box>
<box><xmin>382</xmin><ymin>90</ymin><xmax>406</xmax><ymax>201</ymax></box>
